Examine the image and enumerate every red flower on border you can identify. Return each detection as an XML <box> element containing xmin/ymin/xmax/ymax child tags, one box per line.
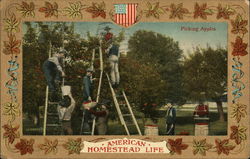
<box><xmin>39</xmin><ymin>2</ymin><xmax>58</xmax><ymax>17</ymax></box>
<box><xmin>230</xmin><ymin>125</ymin><xmax>247</xmax><ymax>145</ymax></box>
<box><xmin>169</xmin><ymin>3</ymin><xmax>189</xmax><ymax>19</ymax></box>
<box><xmin>231</xmin><ymin>15</ymin><xmax>248</xmax><ymax>34</ymax></box>
<box><xmin>168</xmin><ymin>138</ymin><xmax>188</xmax><ymax>155</ymax></box>
<box><xmin>194</xmin><ymin>3</ymin><xmax>213</xmax><ymax>19</ymax></box>
<box><xmin>231</xmin><ymin>36</ymin><xmax>248</xmax><ymax>56</ymax></box>
<box><xmin>2</xmin><ymin>124</ymin><xmax>20</xmax><ymax>144</ymax></box>
<box><xmin>85</xmin><ymin>2</ymin><xmax>106</xmax><ymax>19</ymax></box>
<box><xmin>215</xmin><ymin>139</ymin><xmax>235</xmax><ymax>155</ymax></box>
<box><xmin>217</xmin><ymin>4</ymin><xmax>234</xmax><ymax>19</ymax></box>
<box><xmin>3</xmin><ymin>34</ymin><xmax>21</xmax><ymax>55</ymax></box>
<box><xmin>15</xmin><ymin>139</ymin><xmax>35</xmax><ymax>155</ymax></box>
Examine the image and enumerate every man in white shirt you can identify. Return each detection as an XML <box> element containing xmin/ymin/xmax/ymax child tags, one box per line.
<box><xmin>57</xmin><ymin>93</ymin><xmax>75</xmax><ymax>135</ymax></box>
<box><xmin>42</xmin><ymin>50</ymin><xmax>66</xmax><ymax>101</ymax></box>
<box><xmin>108</xmin><ymin>42</ymin><xmax>120</xmax><ymax>88</ymax></box>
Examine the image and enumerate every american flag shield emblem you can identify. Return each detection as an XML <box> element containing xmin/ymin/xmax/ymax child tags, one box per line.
<box><xmin>114</xmin><ymin>4</ymin><xmax>138</xmax><ymax>27</ymax></box>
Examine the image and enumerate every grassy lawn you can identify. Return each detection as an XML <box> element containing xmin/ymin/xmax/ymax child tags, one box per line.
<box><xmin>107</xmin><ymin>110</ymin><xmax>227</xmax><ymax>135</ymax></box>
<box><xmin>23</xmin><ymin>110</ymin><xmax>227</xmax><ymax>136</ymax></box>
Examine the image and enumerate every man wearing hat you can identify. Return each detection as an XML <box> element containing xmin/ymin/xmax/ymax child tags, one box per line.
<box><xmin>165</xmin><ymin>103</ymin><xmax>176</xmax><ymax>135</ymax></box>
<box><xmin>103</xmin><ymin>26</ymin><xmax>113</xmax><ymax>42</ymax></box>
<box><xmin>83</xmin><ymin>68</ymin><xmax>94</xmax><ymax>101</ymax></box>
<box><xmin>81</xmin><ymin>68</ymin><xmax>95</xmax><ymax>134</ymax></box>
<box><xmin>43</xmin><ymin>49</ymin><xmax>66</xmax><ymax>101</ymax></box>
<box><xmin>102</xmin><ymin>26</ymin><xmax>120</xmax><ymax>87</ymax></box>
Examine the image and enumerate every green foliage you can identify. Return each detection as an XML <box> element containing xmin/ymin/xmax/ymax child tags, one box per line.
<box><xmin>23</xmin><ymin>22</ymin><xmax>47</xmax><ymax>116</ymax></box>
<box><xmin>128</xmin><ymin>30</ymin><xmax>185</xmax><ymax>105</ymax></box>
<box><xmin>119</xmin><ymin>57</ymin><xmax>167</xmax><ymax>120</ymax></box>
<box><xmin>183</xmin><ymin>47</ymin><xmax>227</xmax><ymax>102</ymax></box>
<box><xmin>22</xmin><ymin>22</ymin><xmax>125</xmax><ymax>121</ymax></box>
<box><xmin>23</xmin><ymin>22</ymin><xmax>227</xmax><ymax>125</ymax></box>
<box><xmin>114</xmin><ymin>29</ymin><xmax>125</xmax><ymax>44</ymax></box>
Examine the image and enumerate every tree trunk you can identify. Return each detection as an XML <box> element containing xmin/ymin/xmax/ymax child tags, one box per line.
<box><xmin>215</xmin><ymin>100</ymin><xmax>225</xmax><ymax>122</ymax></box>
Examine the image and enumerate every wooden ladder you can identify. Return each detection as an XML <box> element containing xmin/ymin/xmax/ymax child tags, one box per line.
<box><xmin>43</xmin><ymin>88</ymin><xmax>62</xmax><ymax>135</ymax></box>
<box><xmin>43</xmin><ymin>41</ymin><xmax>64</xmax><ymax>135</ymax></box>
<box><xmin>106</xmin><ymin>73</ymin><xmax>142</xmax><ymax>136</ymax></box>
<box><xmin>91</xmin><ymin>42</ymin><xmax>104</xmax><ymax>135</ymax></box>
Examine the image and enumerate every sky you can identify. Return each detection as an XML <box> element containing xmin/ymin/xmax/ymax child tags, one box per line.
<box><xmin>73</xmin><ymin>22</ymin><xmax>227</xmax><ymax>56</ymax></box>
<box><xmin>24</xmin><ymin>22</ymin><xmax>228</xmax><ymax>56</ymax></box>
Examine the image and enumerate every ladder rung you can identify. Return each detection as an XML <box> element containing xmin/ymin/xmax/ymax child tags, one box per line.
<box><xmin>126</xmin><ymin>123</ymin><xmax>135</xmax><ymax>126</ymax></box>
<box><xmin>47</xmin><ymin>113</ymin><xmax>58</xmax><ymax>116</ymax></box>
<box><xmin>47</xmin><ymin>124</ymin><xmax>61</xmax><ymax>127</ymax></box>
<box><xmin>82</xmin><ymin>132</ymin><xmax>91</xmax><ymax>135</ymax></box>
<box><xmin>115</xmin><ymin>95</ymin><xmax>123</xmax><ymax>98</ymax></box>
<box><xmin>123</xmin><ymin>114</ymin><xmax>132</xmax><ymax>117</ymax></box>
<box><xmin>48</xmin><ymin>102</ymin><xmax>59</xmax><ymax>105</ymax></box>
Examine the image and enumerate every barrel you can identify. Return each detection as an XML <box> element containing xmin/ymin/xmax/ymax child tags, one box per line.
<box><xmin>195</xmin><ymin>124</ymin><xmax>209</xmax><ymax>136</ymax></box>
<box><xmin>194</xmin><ymin>117</ymin><xmax>209</xmax><ymax>136</ymax></box>
<box><xmin>144</xmin><ymin>125</ymin><xmax>159</xmax><ymax>136</ymax></box>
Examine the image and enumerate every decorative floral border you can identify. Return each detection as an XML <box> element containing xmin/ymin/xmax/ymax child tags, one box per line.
<box><xmin>1</xmin><ymin>0</ymin><xmax>248</xmax><ymax>158</ymax></box>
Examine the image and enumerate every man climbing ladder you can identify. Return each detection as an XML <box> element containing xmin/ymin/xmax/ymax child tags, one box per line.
<box><xmin>86</xmin><ymin>28</ymin><xmax>142</xmax><ymax>135</ymax></box>
<box><xmin>42</xmin><ymin>23</ymin><xmax>68</xmax><ymax>135</ymax></box>
<box><xmin>42</xmin><ymin>45</ymin><xmax>67</xmax><ymax>135</ymax></box>
<box><xmin>80</xmin><ymin>67</ymin><xmax>96</xmax><ymax>135</ymax></box>
<box><xmin>42</xmin><ymin>49</ymin><xmax>66</xmax><ymax>102</ymax></box>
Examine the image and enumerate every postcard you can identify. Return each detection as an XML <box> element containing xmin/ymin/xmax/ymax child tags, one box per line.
<box><xmin>0</xmin><ymin>0</ymin><xmax>249</xmax><ymax>158</ymax></box>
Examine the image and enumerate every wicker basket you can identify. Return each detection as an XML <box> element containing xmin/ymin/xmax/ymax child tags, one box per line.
<box><xmin>61</xmin><ymin>85</ymin><xmax>71</xmax><ymax>96</ymax></box>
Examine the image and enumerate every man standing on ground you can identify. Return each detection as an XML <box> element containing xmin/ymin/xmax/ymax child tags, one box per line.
<box><xmin>57</xmin><ymin>91</ymin><xmax>75</xmax><ymax>135</ymax></box>
<box><xmin>165</xmin><ymin>103</ymin><xmax>176</xmax><ymax>135</ymax></box>
<box><xmin>193</xmin><ymin>102</ymin><xmax>209</xmax><ymax>117</ymax></box>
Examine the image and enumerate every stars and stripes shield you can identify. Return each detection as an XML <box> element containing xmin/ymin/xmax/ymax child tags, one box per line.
<box><xmin>114</xmin><ymin>4</ymin><xmax>138</xmax><ymax>27</ymax></box>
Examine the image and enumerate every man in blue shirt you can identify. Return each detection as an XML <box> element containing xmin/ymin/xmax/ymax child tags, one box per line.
<box><xmin>165</xmin><ymin>103</ymin><xmax>176</xmax><ymax>135</ymax></box>
<box><xmin>81</xmin><ymin>68</ymin><xmax>94</xmax><ymax>134</ymax></box>
<box><xmin>83</xmin><ymin>68</ymin><xmax>94</xmax><ymax>101</ymax></box>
